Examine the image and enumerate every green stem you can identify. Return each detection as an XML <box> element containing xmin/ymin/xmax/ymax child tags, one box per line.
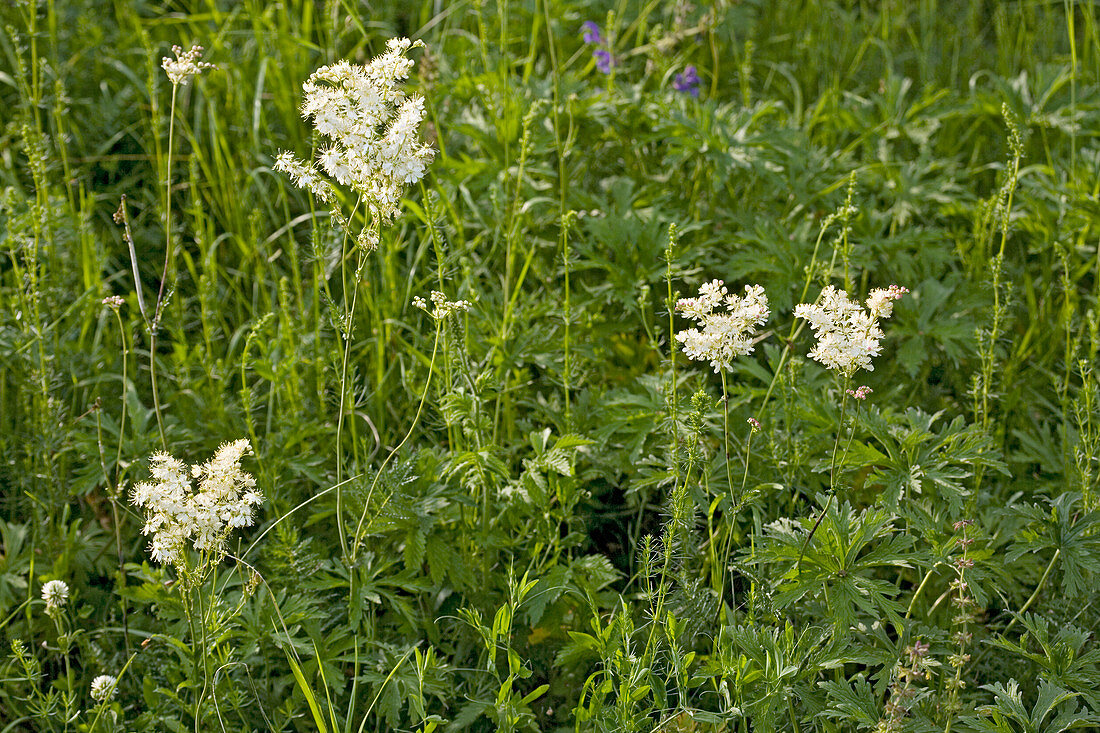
<box><xmin>797</xmin><ymin>383</ymin><xmax>850</xmax><ymax>572</ymax></box>
<box><xmin>1004</xmin><ymin>549</ymin><xmax>1060</xmax><ymax>634</ymax></box>
<box><xmin>351</xmin><ymin>320</ymin><xmax>442</xmax><ymax>558</ymax></box>
<box><xmin>150</xmin><ymin>83</ymin><xmax>178</xmax><ymax>450</ymax></box>
<box><xmin>334</xmin><ymin>198</ymin><xmax>364</xmax><ymax>560</ymax></box>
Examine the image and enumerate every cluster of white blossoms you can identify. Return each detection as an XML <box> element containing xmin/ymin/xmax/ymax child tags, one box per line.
<box><xmin>41</xmin><ymin>580</ymin><xmax>69</xmax><ymax>611</ymax></box>
<box><xmin>794</xmin><ymin>285</ymin><xmax>908</xmax><ymax>375</ymax></box>
<box><xmin>275</xmin><ymin>37</ymin><xmax>435</xmax><ymax>225</ymax></box>
<box><xmin>90</xmin><ymin>674</ymin><xmax>118</xmax><ymax>702</ymax></box>
<box><xmin>413</xmin><ymin>291</ymin><xmax>471</xmax><ymax>320</ymax></box>
<box><xmin>130</xmin><ymin>439</ymin><xmax>261</xmax><ymax>567</ymax></box>
<box><xmin>675</xmin><ymin>280</ymin><xmax>770</xmax><ymax>373</ymax></box>
<box><xmin>161</xmin><ymin>45</ymin><xmax>215</xmax><ymax>86</ymax></box>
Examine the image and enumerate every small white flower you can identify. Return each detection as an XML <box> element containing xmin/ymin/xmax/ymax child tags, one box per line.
<box><xmin>91</xmin><ymin>674</ymin><xmax>117</xmax><ymax>702</ymax></box>
<box><xmin>41</xmin><ymin>580</ymin><xmax>69</xmax><ymax>610</ymax></box>
<box><xmin>414</xmin><ymin>291</ymin><xmax>471</xmax><ymax>320</ymax></box>
<box><xmin>279</xmin><ymin>38</ymin><xmax>433</xmax><ymax>223</ymax></box>
<box><xmin>675</xmin><ymin>281</ymin><xmax>769</xmax><ymax>373</ymax></box>
<box><xmin>794</xmin><ymin>285</ymin><xmax>907</xmax><ymax>376</ymax></box>
<box><xmin>162</xmin><ymin>45</ymin><xmax>214</xmax><ymax>86</ymax></box>
<box><xmin>131</xmin><ymin>439</ymin><xmax>260</xmax><ymax>568</ymax></box>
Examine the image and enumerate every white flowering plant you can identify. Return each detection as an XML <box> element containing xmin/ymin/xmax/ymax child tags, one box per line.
<box><xmin>675</xmin><ymin>280</ymin><xmax>769</xmax><ymax>373</ymax></box>
<box><xmin>794</xmin><ymin>284</ymin><xmax>908</xmax><ymax>376</ymax></box>
<box><xmin>6</xmin><ymin>5</ymin><xmax>1100</xmax><ymax>733</ymax></box>
<box><xmin>275</xmin><ymin>38</ymin><xmax>434</xmax><ymax>249</ymax></box>
<box><xmin>131</xmin><ymin>439</ymin><xmax>261</xmax><ymax>574</ymax></box>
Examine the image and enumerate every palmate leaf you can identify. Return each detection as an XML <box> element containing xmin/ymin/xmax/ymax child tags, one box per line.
<box><xmin>719</xmin><ymin>622</ymin><xmax>841</xmax><ymax>729</ymax></box>
<box><xmin>984</xmin><ymin>613</ymin><xmax>1100</xmax><ymax>710</ymax></box>
<box><xmin>962</xmin><ymin>679</ymin><xmax>1100</xmax><ymax>732</ymax></box>
<box><xmin>857</xmin><ymin>406</ymin><xmax>1006</xmax><ymax>517</ymax></box>
<box><xmin>1006</xmin><ymin>492</ymin><xmax>1100</xmax><ymax>599</ymax></box>
<box><xmin>754</xmin><ymin>501</ymin><xmax>917</xmax><ymax>630</ymax></box>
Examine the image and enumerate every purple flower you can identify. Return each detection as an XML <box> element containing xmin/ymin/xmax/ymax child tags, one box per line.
<box><xmin>673</xmin><ymin>65</ymin><xmax>701</xmax><ymax>97</ymax></box>
<box><xmin>581</xmin><ymin>21</ymin><xmax>604</xmax><ymax>45</ymax></box>
<box><xmin>594</xmin><ymin>49</ymin><xmax>613</xmax><ymax>75</ymax></box>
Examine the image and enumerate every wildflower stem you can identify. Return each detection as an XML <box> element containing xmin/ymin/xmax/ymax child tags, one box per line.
<box><xmin>797</xmin><ymin>382</ymin><xmax>850</xmax><ymax>572</ymax></box>
<box><xmin>714</xmin><ymin>370</ymin><xmax>748</xmax><ymax>612</ymax></box>
<box><xmin>350</xmin><ymin>320</ymin><xmax>442</xmax><ymax>559</ymax></box>
<box><xmin>194</xmin><ymin>573</ymin><xmax>213</xmax><ymax>732</ymax></box>
<box><xmin>1004</xmin><ymin>548</ymin><xmax>1060</xmax><ymax>634</ymax></box>
<box><xmin>94</xmin><ymin>387</ymin><xmax>131</xmax><ymax>654</ymax></box>
<box><xmin>149</xmin><ymin>82</ymin><xmax>179</xmax><ymax>451</ymax></box>
<box><xmin>334</xmin><ymin>196</ymin><xmax>364</xmax><ymax>561</ymax></box>
<box><xmin>184</xmin><ymin>585</ymin><xmax>202</xmax><ymax>728</ymax></box>
<box><xmin>51</xmin><ymin>613</ymin><xmax>74</xmax><ymax>730</ymax></box>
<box><xmin>665</xmin><ymin>227</ymin><xmax>680</xmax><ymax>476</ymax></box>
<box><xmin>563</xmin><ymin>214</ymin><xmax>572</xmax><ymax>429</ymax></box>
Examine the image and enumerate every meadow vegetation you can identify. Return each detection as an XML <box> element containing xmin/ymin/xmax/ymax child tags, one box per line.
<box><xmin>2</xmin><ymin>0</ymin><xmax>1100</xmax><ymax>730</ymax></box>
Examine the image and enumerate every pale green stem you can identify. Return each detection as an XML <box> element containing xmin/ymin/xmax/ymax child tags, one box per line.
<box><xmin>149</xmin><ymin>82</ymin><xmax>178</xmax><ymax>450</ymax></box>
<box><xmin>351</xmin><ymin>320</ymin><xmax>442</xmax><ymax>558</ymax></box>
<box><xmin>334</xmin><ymin>197</ymin><xmax>364</xmax><ymax>560</ymax></box>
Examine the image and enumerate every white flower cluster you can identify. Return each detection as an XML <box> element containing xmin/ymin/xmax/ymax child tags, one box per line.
<box><xmin>794</xmin><ymin>285</ymin><xmax>908</xmax><ymax>375</ymax></box>
<box><xmin>91</xmin><ymin>674</ymin><xmax>117</xmax><ymax>702</ymax></box>
<box><xmin>41</xmin><ymin>580</ymin><xmax>69</xmax><ymax>611</ymax></box>
<box><xmin>131</xmin><ymin>439</ymin><xmax>261</xmax><ymax>567</ymax></box>
<box><xmin>162</xmin><ymin>45</ymin><xmax>215</xmax><ymax>86</ymax></box>
<box><xmin>675</xmin><ymin>280</ymin><xmax>769</xmax><ymax>373</ymax></box>
<box><xmin>413</xmin><ymin>291</ymin><xmax>471</xmax><ymax>320</ymax></box>
<box><xmin>276</xmin><ymin>37</ymin><xmax>434</xmax><ymax>223</ymax></box>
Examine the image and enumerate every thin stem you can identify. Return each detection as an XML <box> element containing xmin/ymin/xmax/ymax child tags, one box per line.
<box><xmin>797</xmin><ymin>381</ymin><xmax>850</xmax><ymax>572</ymax></box>
<box><xmin>150</xmin><ymin>83</ymin><xmax>179</xmax><ymax>450</ymax></box>
<box><xmin>184</xmin><ymin>584</ymin><xmax>201</xmax><ymax>730</ymax></box>
<box><xmin>351</xmin><ymin>320</ymin><xmax>443</xmax><ymax>559</ymax></box>
<box><xmin>52</xmin><ymin>613</ymin><xmax>73</xmax><ymax>731</ymax></box>
<box><xmin>714</xmin><ymin>371</ymin><xmax>749</xmax><ymax>612</ymax></box>
<box><xmin>334</xmin><ymin>197</ymin><xmax>364</xmax><ymax>560</ymax></box>
<box><xmin>1004</xmin><ymin>549</ymin><xmax>1060</xmax><ymax>634</ymax></box>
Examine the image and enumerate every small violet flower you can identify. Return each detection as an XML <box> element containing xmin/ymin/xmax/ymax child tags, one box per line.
<box><xmin>594</xmin><ymin>49</ymin><xmax>614</xmax><ymax>75</ymax></box>
<box><xmin>673</xmin><ymin>65</ymin><xmax>701</xmax><ymax>97</ymax></box>
<box><xmin>581</xmin><ymin>21</ymin><xmax>604</xmax><ymax>45</ymax></box>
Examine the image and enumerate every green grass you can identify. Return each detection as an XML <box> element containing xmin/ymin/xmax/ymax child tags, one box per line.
<box><xmin>2</xmin><ymin>0</ymin><xmax>1100</xmax><ymax>730</ymax></box>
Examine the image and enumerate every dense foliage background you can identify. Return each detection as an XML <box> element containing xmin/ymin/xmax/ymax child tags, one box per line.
<box><xmin>2</xmin><ymin>0</ymin><xmax>1100</xmax><ymax>730</ymax></box>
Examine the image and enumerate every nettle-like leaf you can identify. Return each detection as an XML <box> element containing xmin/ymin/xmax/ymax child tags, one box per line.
<box><xmin>755</xmin><ymin>501</ymin><xmax>917</xmax><ymax>630</ymax></box>
<box><xmin>1006</xmin><ymin>492</ymin><xmax>1100</xmax><ymax>599</ymax></box>
<box><xmin>524</xmin><ymin>553</ymin><xmax>619</xmax><ymax>633</ymax></box>
<box><xmin>855</xmin><ymin>406</ymin><xmax>1005</xmax><ymax>516</ymax></box>
<box><xmin>514</xmin><ymin>428</ymin><xmax>593</xmax><ymax>500</ymax></box>
<box><xmin>985</xmin><ymin>613</ymin><xmax>1100</xmax><ymax>710</ymax></box>
<box><xmin>962</xmin><ymin>678</ymin><xmax>1100</xmax><ymax>732</ymax></box>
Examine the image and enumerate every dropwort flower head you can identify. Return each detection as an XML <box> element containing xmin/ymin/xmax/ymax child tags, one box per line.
<box><xmin>162</xmin><ymin>45</ymin><xmax>214</xmax><ymax>86</ymax></box>
<box><xmin>41</xmin><ymin>580</ymin><xmax>69</xmax><ymax>611</ymax></box>
<box><xmin>277</xmin><ymin>38</ymin><xmax>434</xmax><ymax>223</ymax></box>
<box><xmin>794</xmin><ymin>285</ymin><xmax>907</xmax><ymax>376</ymax></box>
<box><xmin>90</xmin><ymin>675</ymin><xmax>117</xmax><ymax>702</ymax></box>
<box><xmin>131</xmin><ymin>439</ymin><xmax>261</xmax><ymax>568</ymax></box>
<box><xmin>413</xmin><ymin>291</ymin><xmax>472</xmax><ymax>320</ymax></box>
<box><xmin>676</xmin><ymin>281</ymin><xmax>769</xmax><ymax>373</ymax></box>
<box><xmin>673</xmin><ymin>65</ymin><xmax>701</xmax><ymax>97</ymax></box>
